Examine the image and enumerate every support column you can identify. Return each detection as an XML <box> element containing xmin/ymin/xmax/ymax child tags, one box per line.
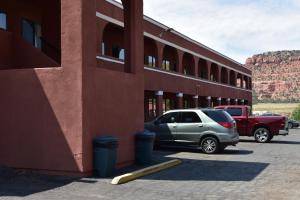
<box><xmin>177</xmin><ymin>51</ymin><xmax>184</xmax><ymax>74</ymax></box>
<box><xmin>227</xmin><ymin>98</ymin><xmax>231</xmax><ymax>105</ymax></box>
<box><xmin>207</xmin><ymin>96</ymin><xmax>212</xmax><ymax>108</ymax></box>
<box><xmin>157</xmin><ymin>43</ymin><xmax>164</xmax><ymax>69</ymax></box>
<box><xmin>233</xmin><ymin>72</ymin><xmax>237</xmax><ymax>87</ymax></box>
<box><xmin>240</xmin><ymin>75</ymin><xmax>244</xmax><ymax>88</ymax></box>
<box><xmin>217</xmin><ymin>97</ymin><xmax>222</xmax><ymax>106</ymax></box>
<box><xmin>227</xmin><ymin>71</ymin><xmax>231</xmax><ymax>85</ymax></box>
<box><xmin>155</xmin><ymin>91</ymin><xmax>164</xmax><ymax>116</ymax></box>
<box><xmin>207</xmin><ymin>61</ymin><xmax>211</xmax><ymax>80</ymax></box>
<box><xmin>235</xmin><ymin>99</ymin><xmax>239</xmax><ymax>105</ymax></box>
<box><xmin>123</xmin><ymin>0</ymin><xmax>144</xmax><ymax>73</ymax></box>
<box><xmin>218</xmin><ymin>66</ymin><xmax>222</xmax><ymax>83</ymax></box>
<box><xmin>192</xmin><ymin>95</ymin><xmax>199</xmax><ymax>108</ymax></box>
<box><xmin>176</xmin><ymin>93</ymin><xmax>183</xmax><ymax>109</ymax></box>
<box><xmin>194</xmin><ymin>57</ymin><xmax>199</xmax><ymax>77</ymax></box>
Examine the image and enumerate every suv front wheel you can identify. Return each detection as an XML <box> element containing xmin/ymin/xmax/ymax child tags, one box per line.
<box><xmin>201</xmin><ymin>137</ymin><xmax>220</xmax><ymax>154</ymax></box>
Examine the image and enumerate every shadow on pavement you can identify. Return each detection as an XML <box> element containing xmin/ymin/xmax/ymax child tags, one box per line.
<box><xmin>141</xmin><ymin>157</ymin><xmax>269</xmax><ymax>182</ymax></box>
<box><xmin>155</xmin><ymin>145</ymin><xmax>253</xmax><ymax>155</ymax></box>
<box><xmin>270</xmin><ymin>140</ymin><xmax>300</xmax><ymax>145</ymax></box>
<box><xmin>0</xmin><ymin>146</ymin><xmax>264</xmax><ymax>197</ymax></box>
<box><xmin>0</xmin><ymin>167</ymin><xmax>96</xmax><ymax>197</ymax></box>
<box><xmin>239</xmin><ymin>139</ymin><xmax>300</xmax><ymax>145</ymax></box>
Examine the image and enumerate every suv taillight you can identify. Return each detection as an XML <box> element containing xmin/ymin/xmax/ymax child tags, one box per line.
<box><xmin>219</xmin><ymin>122</ymin><xmax>233</xmax><ymax>129</ymax></box>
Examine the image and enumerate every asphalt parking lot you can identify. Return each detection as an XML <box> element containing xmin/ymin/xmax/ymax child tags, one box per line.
<box><xmin>1</xmin><ymin>129</ymin><xmax>300</xmax><ymax>200</ymax></box>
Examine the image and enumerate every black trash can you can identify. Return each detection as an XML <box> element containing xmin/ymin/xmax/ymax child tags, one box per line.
<box><xmin>93</xmin><ymin>136</ymin><xmax>118</xmax><ymax>177</ymax></box>
<box><xmin>135</xmin><ymin>131</ymin><xmax>156</xmax><ymax>165</ymax></box>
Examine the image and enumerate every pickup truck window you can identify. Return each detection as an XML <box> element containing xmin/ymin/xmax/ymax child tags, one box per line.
<box><xmin>223</xmin><ymin>108</ymin><xmax>243</xmax><ymax>116</ymax></box>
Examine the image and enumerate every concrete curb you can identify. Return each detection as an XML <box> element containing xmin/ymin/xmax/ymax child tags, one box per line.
<box><xmin>111</xmin><ymin>159</ymin><xmax>182</xmax><ymax>185</ymax></box>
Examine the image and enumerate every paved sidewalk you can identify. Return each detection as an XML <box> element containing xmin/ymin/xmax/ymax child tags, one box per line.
<box><xmin>1</xmin><ymin>129</ymin><xmax>300</xmax><ymax>200</ymax></box>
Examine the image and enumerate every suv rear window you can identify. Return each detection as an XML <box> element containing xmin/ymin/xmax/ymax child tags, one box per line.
<box><xmin>223</xmin><ymin>108</ymin><xmax>243</xmax><ymax>116</ymax></box>
<box><xmin>203</xmin><ymin>110</ymin><xmax>233</xmax><ymax>123</ymax></box>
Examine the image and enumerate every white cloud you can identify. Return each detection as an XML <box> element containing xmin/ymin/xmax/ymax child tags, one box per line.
<box><xmin>115</xmin><ymin>0</ymin><xmax>300</xmax><ymax>63</ymax></box>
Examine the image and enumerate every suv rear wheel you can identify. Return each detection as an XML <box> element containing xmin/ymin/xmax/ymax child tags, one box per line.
<box><xmin>254</xmin><ymin>127</ymin><xmax>271</xmax><ymax>143</ymax></box>
<box><xmin>201</xmin><ymin>137</ymin><xmax>219</xmax><ymax>154</ymax></box>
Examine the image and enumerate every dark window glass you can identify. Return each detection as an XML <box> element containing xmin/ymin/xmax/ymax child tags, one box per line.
<box><xmin>147</xmin><ymin>98</ymin><xmax>156</xmax><ymax>119</ymax></box>
<box><xmin>203</xmin><ymin>110</ymin><xmax>233</xmax><ymax>123</ymax></box>
<box><xmin>163</xmin><ymin>98</ymin><xmax>175</xmax><ymax>112</ymax></box>
<box><xmin>22</xmin><ymin>19</ymin><xmax>41</xmax><ymax>48</ymax></box>
<box><xmin>22</xmin><ymin>20</ymin><xmax>35</xmax><ymax>45</ymax></box>
<box><xmin>224</xmin><ymin>108</ymin><xmax>243</xmax><ymax>116</ymax></box>
<box><xmin>0</xmin><ymin>11</ymin><xmax>7</xmax><ymax>30</ymax></box>
<box><xmin>112</xmin><ymin>46</ymin><xmax>120</xmax><ymax>58</ymax></box>
<box><xmin>157</xmin><ymin>112</ymin><xmax>179</xmax><ymax>124</ymax></box>
<box><xmin>179</xmin><ymin>112</ymin><xmax>201</xmax><ymax>123</ymax></box>
<box><xmin>112</xmin><ymin>46</ymin><xmax>125</xmax><ymax>60</ymax></box>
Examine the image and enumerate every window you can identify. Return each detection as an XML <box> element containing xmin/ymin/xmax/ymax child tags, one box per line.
<box><xmin>101</xmin><ymin>42</ymin><xmax>105</xmax><ymax>55</ymax></box>
<box><xmin>162</xmin><ymin>60</ymin><xmax>176</xmax><ymax>71</ymax></box>
<box><xmin>163</xmin><ymin>98</ymin><xmax>175</xmax><ymax>112</ymax></box>
<box><xmin>203</xmin><ymin>110</ymin><xmax>233</xmax><ymax>123</ymax></box>
<box><xmin>157</xmin><ymin>112</ymin><xmax>179</xmax><ymax>124</ymax></box>
<box><xmin>112</xmin><ymin>46</ymin><xmax>125</xmax><ymax>60</ymax></box>
<box><xmin>147</xmin><ymin>56</ymin><xmax>156</xmax><ymax>67</ymax></box>
<box><xmin>119</xmin><ymin>49</ymin><xmax>125</xmax><ymax>60</ymax></box>
<box><xmin>179</xmin><ymin>112</ymin><xmax>201</xmax><ymax>123</ymax></box>
<box><xmin>0</xmin><ymin>11</ymin><xmax>7</xmax><ymax>30</ymax></box>
<box><xmin>184</xmin><ymin>100</ymin><xmax>190</xmax><ymax>109</ymax></box>
<box><xmin>112</xmin><ymin>46</ymin><xmax>120</xmax><ymax>58</ymax></box>
<box><xmin>162</xmin><ymin>60</ymin><xmax>170</xmax><ymax>70</ymax></box>
<box><xmin>184</xmin><ymin>66</ymin><xmax>192</xmax><ymax>75</ymax></box>
<box><xmin>22</xmin><ymin>19</ymin><xmax>41</xmax><ymax>48</ymax></box>
<box><xmin>223</xmin><ymin>108</ymin><xmax>243</xmax><ymax>116</ymax></box>
<box><xmin>147</xmin><ymin>98</ymin><xmax>156</xmax><ymax>118</ymax></box>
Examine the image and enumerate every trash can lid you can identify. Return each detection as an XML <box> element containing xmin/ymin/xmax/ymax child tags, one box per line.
<box><xmin>94</xmin><ymin>136</ymin><xmax>119</xmax><ymax>145</ymax></box>
<box><xmin>135</xmin><ymin>131</ymin><xmax>156</xmax><ymax>139</ymax></box>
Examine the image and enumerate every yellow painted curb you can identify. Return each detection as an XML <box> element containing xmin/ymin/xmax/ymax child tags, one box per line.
<box><xmin>111</xmin><ymin>159</ymin><xmax>182</xmax><ymax>185</ymax></box>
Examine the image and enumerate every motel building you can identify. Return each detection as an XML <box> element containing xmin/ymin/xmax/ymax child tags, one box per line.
<box><xmin>0</xmin><ymin>0</ymin><xmax>252</xmax><ymax>176</ymax></box>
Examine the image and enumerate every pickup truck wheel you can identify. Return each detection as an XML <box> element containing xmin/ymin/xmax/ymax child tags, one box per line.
<box><xmin>201</xmin><ymin>137</ymin><xmax>219</xmax><ymax>154</ymax></box>
<box><xmin>254</xmin><ymin>128</ymin><xmax>271</xmax><ymax>143</ymax></box>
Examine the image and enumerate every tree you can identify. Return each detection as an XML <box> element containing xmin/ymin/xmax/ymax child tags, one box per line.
<box><xmin>291</xmin><ymin>104</ymin><xmax>300</xmax><ymax>121</ymax></box>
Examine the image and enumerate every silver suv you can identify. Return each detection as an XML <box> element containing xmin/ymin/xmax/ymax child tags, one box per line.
<box><xmin>145</xmin><ymin>109</ymin><xmax>239</xmax><ymax>154</ymax></box>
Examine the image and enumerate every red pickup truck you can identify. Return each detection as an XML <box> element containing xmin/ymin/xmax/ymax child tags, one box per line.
<box><xmin>215</xmin><ymin>105</ymin><xmax>289</xmax><ymax>143</ymax></box>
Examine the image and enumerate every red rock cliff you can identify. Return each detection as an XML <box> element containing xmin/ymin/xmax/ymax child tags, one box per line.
<box><xmin>245</xmin><ymin>50</ymin><xmax>300</xmax><ymax>102</ymax></box>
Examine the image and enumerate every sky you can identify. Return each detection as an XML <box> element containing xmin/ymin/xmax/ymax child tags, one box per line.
<box><xmin>116</xmin><ymin>0</ymin><xmax>300</xmax><ymax>64</ymax></box>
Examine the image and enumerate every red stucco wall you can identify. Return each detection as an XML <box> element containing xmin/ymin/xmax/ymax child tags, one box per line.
<box><xmin>0</xmin><ymin>0</ymin><xmax>85</xmax><ymax>175</ymax></box>
<box><xmin>0</xmin><ymin>0</ymin><xmax>252</xmax><ymax>176</ymax></box>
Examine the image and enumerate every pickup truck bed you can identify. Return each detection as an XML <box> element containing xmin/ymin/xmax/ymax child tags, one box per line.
<box><xmin>215</xmin><ymin>105</ymin><xmax>288</xmax><ymax>143</ymax></box>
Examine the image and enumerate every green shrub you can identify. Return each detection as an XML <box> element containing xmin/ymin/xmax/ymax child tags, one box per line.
<box><xmin>291</xmin><ymin>105</ymin><xmax>300</xmax><ymax>121</ymax></box>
